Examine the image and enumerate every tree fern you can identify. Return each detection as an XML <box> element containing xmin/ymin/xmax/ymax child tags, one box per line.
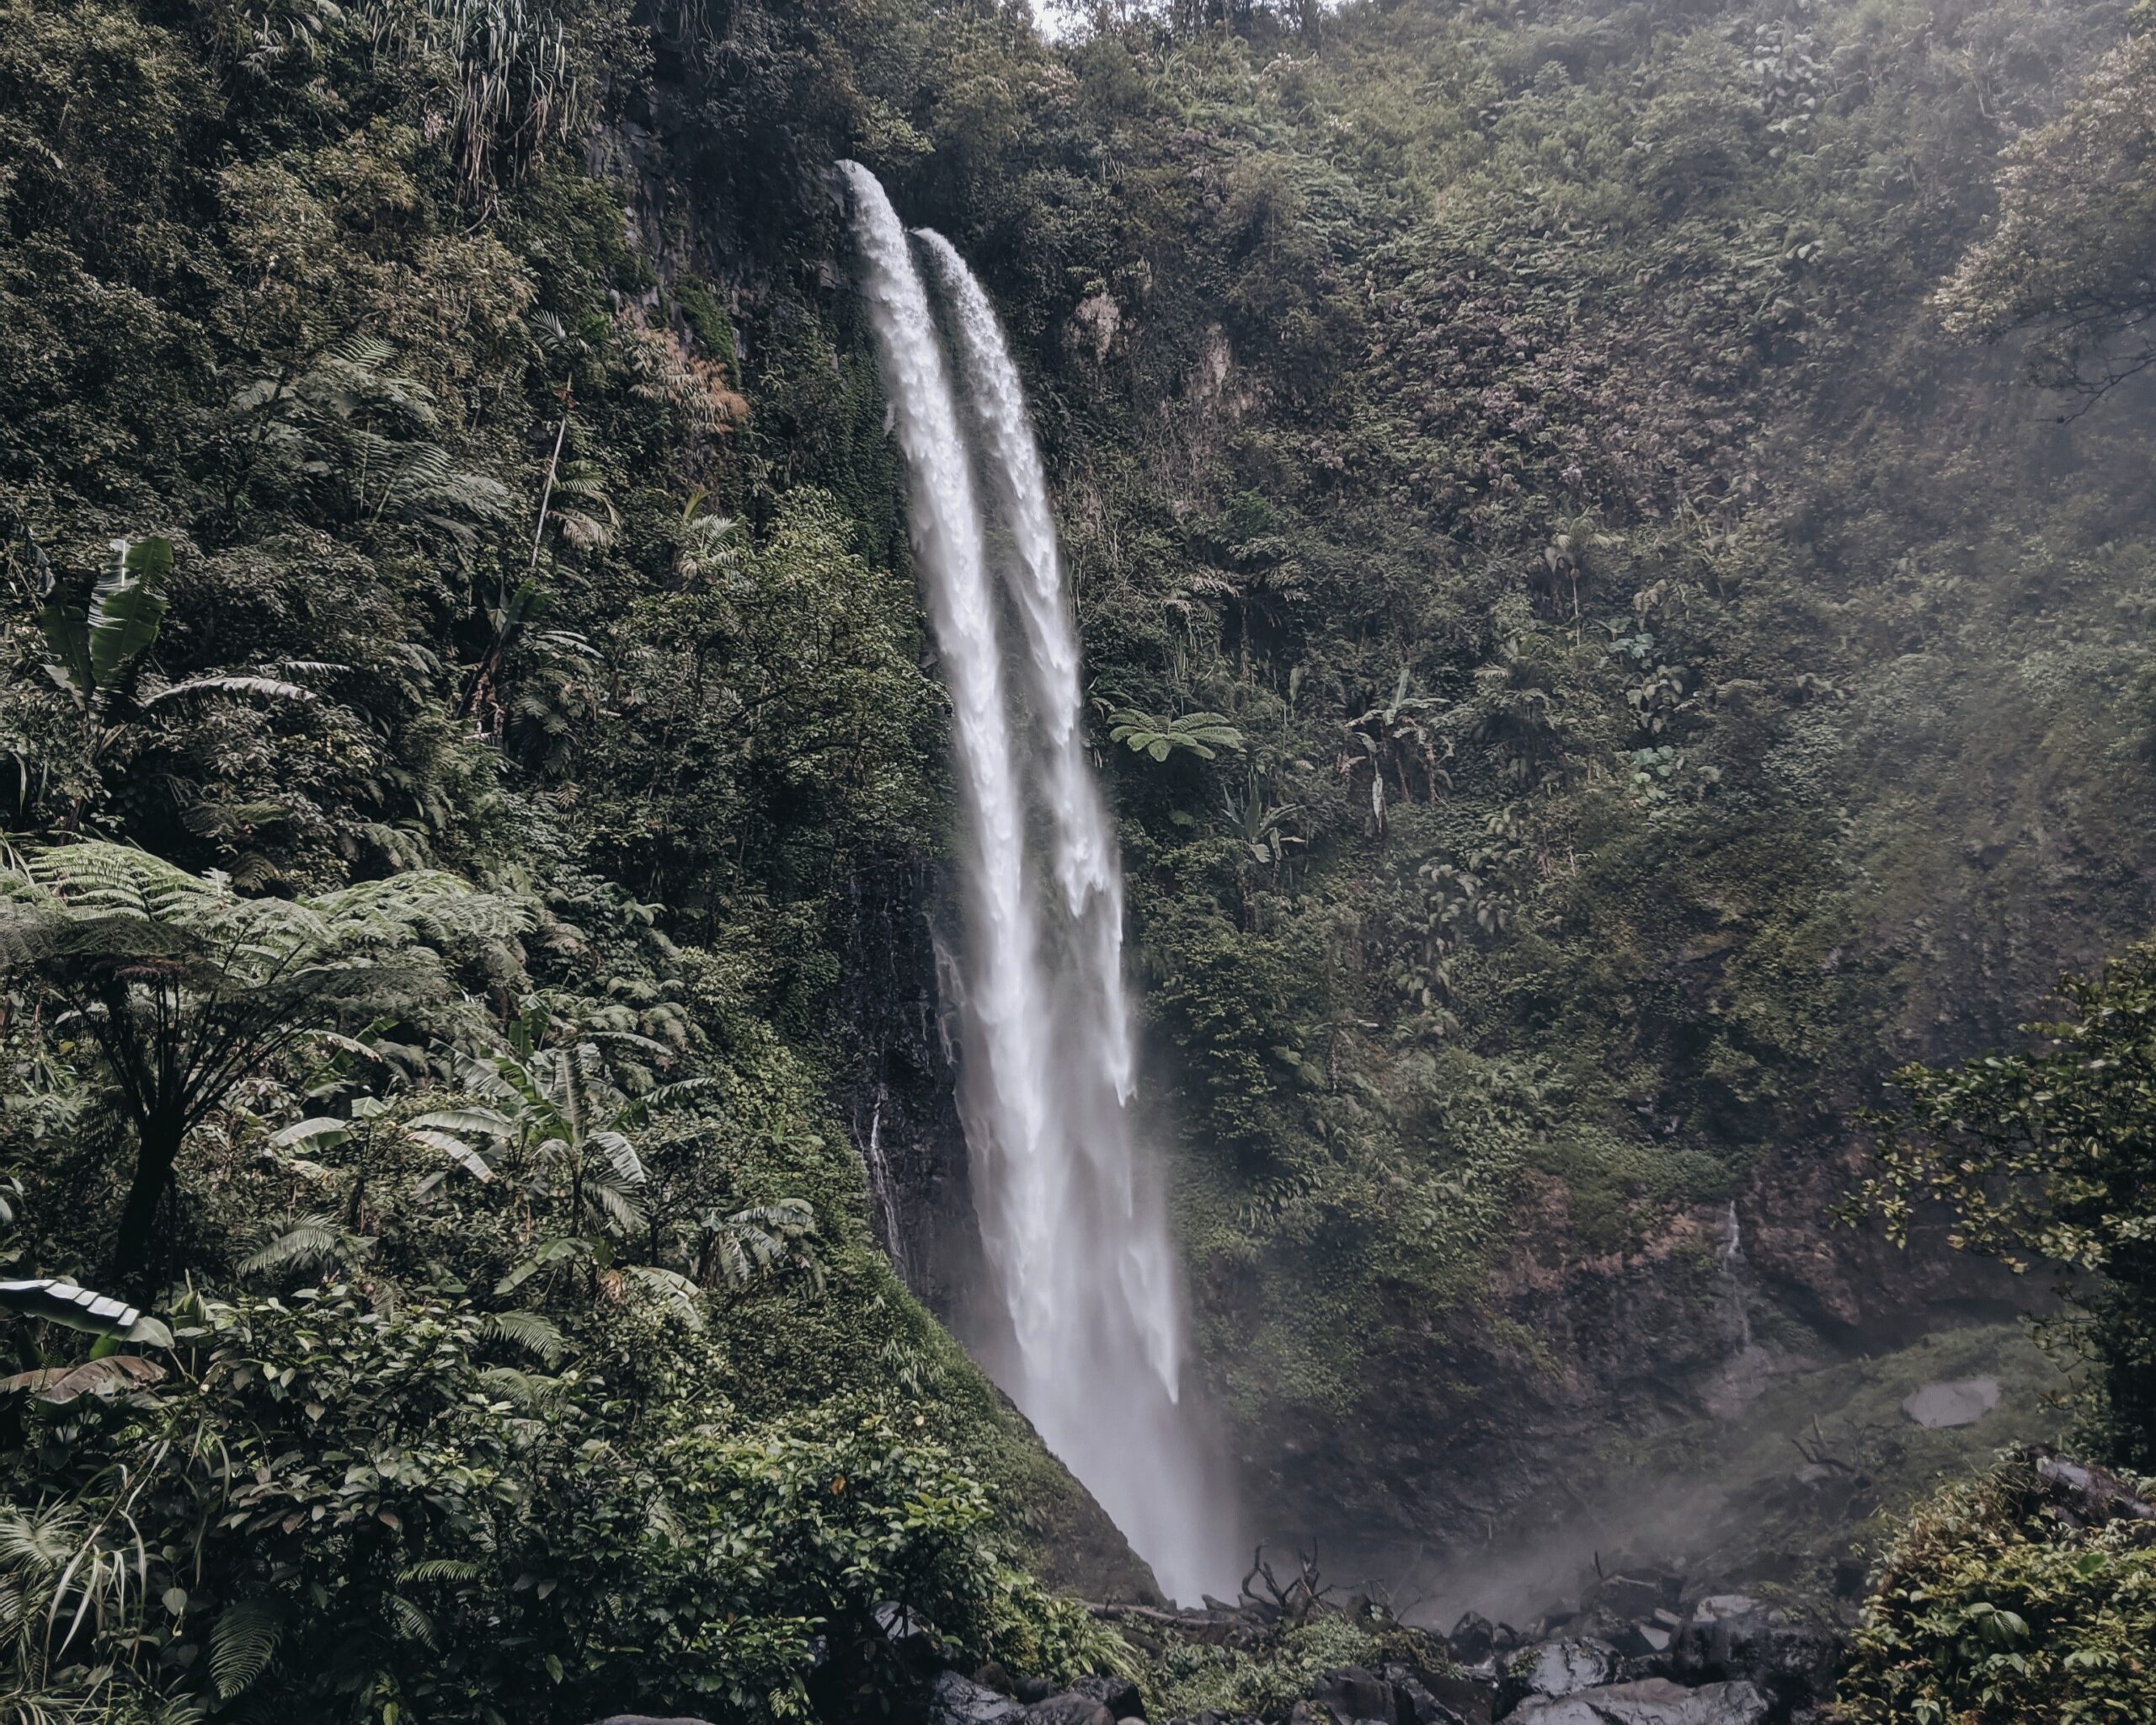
<box><xmin>237</xmin><ymin>1215</ymin><xmax>352</xmax><ymax>1279</ymax></box>
<box><xmin>0</xmin><ymin>843</ymin><xmax>527</xmax><ymax>1279</ymax></box>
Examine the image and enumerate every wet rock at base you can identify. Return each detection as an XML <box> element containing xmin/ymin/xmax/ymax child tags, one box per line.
<box><xmin>1386</xmin><ymin>1661</ymin><xmax>1487</xmax><ymax>1725</ymax></box>
<box><xmin>1900</xmin><ymin>1378</ymin><xmax>2000</xmax><ymax>1429</ymax></box>
<box><xmin>1306</xmin><ymin>1664</ymin><xmax>1407</xmax><ymax>1725</ymax></box>
<box><xmin>930</xmin><ymin>1670</ymin><xmax>1028</xmax><ymax>1725</ymax></box>
<box><xmin>1496</xmin><ymin>1639</ymin><xmax>1621</xmax><ymax>1715</ymax></box>
<box><xmin>1605</xmin><ymin>1621</ymin><xmax>1671</xmax><ymax>1659</ymax></box>
<box><xmin>2030</xmin><ymin>1447</ymin><xmax>2156</xmax><ymax>1528</ymax></box>
<box><xmin>1027</xmin><ymin>1691</ymin><xmax>1116</xmax><ymax>1725</ymax></box>
<box><xmin>1449</xmin><ymin>1612</ymin><xmax>1496</xmax><ymax>1664</ymax></box>
<box><xmin>585</xmin><ymin>1717</ymin><xmax>722</xmax><ymax>1725</ymax></box>
<box><xmin>875</xmin><ymin>1600</ymin><xmax>954</xmax><ymax>1674</ymax></box>
<box><xmin>1073</xmin><ymin>1674</ymin><xmax>1147</xmax><ymax>1719</ymax></box>
<box><xmin>1588</xmin><ymin>1576</ymin><xmax>1664</xmax><ymax>1622</ymax></box>
<box><xmin>1669</xmin><ymin>1598</ymin><xmax>1838</xmax><ymax>1716</ymax></box>
<box><xmin>1505</xmin><ymin>1678</ymin><xmax>1769</xmax><ymax>1724</ymax></box>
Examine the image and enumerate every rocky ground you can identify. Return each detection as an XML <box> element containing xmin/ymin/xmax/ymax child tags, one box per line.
<box><xmin>583</xmin><ymin>1442</ymin><xmax>2153</xmax><ymax>1725</ymax></box>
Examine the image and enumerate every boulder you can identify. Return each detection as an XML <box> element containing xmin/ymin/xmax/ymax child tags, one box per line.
<box><xmin>930</xmin><ymin>1673</ymin><xmax>1027</xmax><ymax>1725</ymax></box>
<box><xmin>1027</xmin><ymin>1692</ymin><xmax>1116</xmax><ymax>1725</ymax></box>
<box><xmin>1073</xmin><ymin>1675</ymin><xmax>1146</xmax><ymax>1720</ymax></box>
<box><xmin>1590</xmin><ymin>1577</ymin><xmax>1663</xmax><ymax>1621</ymax></box>
<box><xmin>2030</xmin><ymin>1449</ymin><xmax>2156</xmax><ymax>1529</ymax></box>
<box><xmin>1449</xmin><ymin>1613</ymin><xmax>1496</xmax><ymax>1664</ymax></box>
<box><xmin>1670</xmin><ymin>1599</ymin><xmax>1838</xmax><ymax>1714</ymax></box>
<box><xmin>1497</xmin><ymin>1640</ymin><xmax>1620</xmax><ymax>1715</ymax></box>
<box><xmin>1385</xmin><ymin>1662</ymin><xmax>1487</xmax><ymax>1725</ymax></box>
<box><xmin>1900</xmin><ymin>1378</ymin><xmax>2000</xmax><ymax>1429</ymax></box>
<box><xmin>1506</xmin><ymin>1678</ymin><xmax>1769</xmax><ymax>1724</ymax></box>
<box><xmin>585</xmin><ymin>1717</ymin><xmax>720</xmax><ymax>1724</ymax></box>
<box><xmin>1309</xmin><ymin>1664</ymin><xmax>1406</xmax><ymax>1725</ymax></box>
<box><xmin>873</xmin><ymin>1600</ymin><xmax>950</xmax><ymax>1674</ymax></box>
<box><xmin>1604</xmin><ymin>1622</ymin><xmax>1669</xmax><ymax>1659</ymax></box>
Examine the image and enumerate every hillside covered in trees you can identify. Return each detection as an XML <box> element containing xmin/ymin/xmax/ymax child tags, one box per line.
<box><xmin>5</xmin><ymin>0</ymin><xmax>2156</xmax><ymax>1716</ymax></box>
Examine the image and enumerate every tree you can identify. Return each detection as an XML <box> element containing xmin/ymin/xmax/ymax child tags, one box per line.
<box><xmin>0</xmin><ymin>844</ymin><xmax>526</xmax><ymax>1284</ymax></box>
<box><xmin>1848</xmin><ymin>941</ymin><xmax>2156</xmax><ymax>1470</ymax></box>
<box><xmin>446</xmin><ymin>1025</ymin><xmax>819</xmax><ymax>1300</ymax></box>
<box><xmin>1106</xmin><ymin>708</ymin><xmax>1246</xmax><ymax>763</ymax></box>
<box><xmin>1937</xmin><ymin>21</ymin><xmax>2156</xmax><ymax>406</ymax></box>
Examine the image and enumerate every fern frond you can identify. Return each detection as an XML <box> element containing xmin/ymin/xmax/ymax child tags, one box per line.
<box><xmin>239</xmin><ymin>1217</ymin><xmax>350</xmax><ymax>1278</ymax></box>
<box><xmin>210</xmin><ymin>1599</ymin><xmax>284</xmax><ymax>1698</ymax></box>
<box><xmin>477</xmin><ymin>1311</ymin><xmax>565</xmax><ymax>1365</ymax></box>
<box><xmin>621</xmin><ymin>1264</ymin><xmax>704</xmax><ymax>1332</ymax></box>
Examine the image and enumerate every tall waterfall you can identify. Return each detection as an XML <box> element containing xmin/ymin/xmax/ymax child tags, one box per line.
<box><xmin>841</xmin><ymin>163</ymin><xmax>1235</xmax><ymax>1601</ymax></box>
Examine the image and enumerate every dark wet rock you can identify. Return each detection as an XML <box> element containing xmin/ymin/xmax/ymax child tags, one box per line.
<box><xmin>1669</xmin><ymin>1599</ymin><xmax>1838</xmax><ymax>1716</ymax></box>
<box><xmin>1384</xmin><ymin>1663</ymin><xmax>1485</xmax><ymax>1725</ymax></box>
<box><xmin>1497</xmin><ymin>1640</ymin><xmax>1620</xmax><ymax>1715</ymax></box>
<box><xmin>1900</xmin><ymin>1377</ymin><xmax>1999</xmax><ymax>1429</ymax></box>
<box><xmin>2028</xmin><ymin>1447</ymin><xmax>2156</xmax><ymax>1530</ymax></box>
<box><xmin>1073</xmin><ymin>1675</ymin><xmax>1146</xmax><ymax>1720</ymax></box>
<box><xmin>1027</xmin><ymin>1692</ymin><xmax>1115</xmax><ymax>1725</ymax></box>
<box><xmin>1306</xmin><ymin>1664</ymin><xmax>1406</xmax><ymax>1725</ymax></box>
<box><xmin>1590</xmin><ymin>1576</ymin><xmax>1663</xmax><ymax>1621</ymax></box>
<box><xmin>873</xmin><ymin>1600</ymin><xmax>952</xmax><ymax>1674</ymax></box>
<box><xmin>1606</xmin><ymin>1621</ymin><xmax>1670</xmax><ymax>1659</ymax></box>
<box><xmin>1506</xmin><ymin>1678</ymin><xmax>1769</xmax><ymax>1723</ymax></box>
<box><xmin>929</xmin><ymin>1672</ymin><xmax>1027</xmax><ymax>1725</ymax></box>
<box><xmin>1435</xmin><ymin>1674</ymin><xmax>1498</xmax><ymax>1725</ymax></box>
<box><xmin>1449</xmin><ymin>1612</ymin><xmax>1496</xmax><ymax>1664</ymax></box>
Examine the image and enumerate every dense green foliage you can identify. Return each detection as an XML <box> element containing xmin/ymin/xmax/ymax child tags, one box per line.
<box><xmin>1839</xmin><ymin>1452</ymin><xmax>2156</xmax><ymax>1725</ymax></box>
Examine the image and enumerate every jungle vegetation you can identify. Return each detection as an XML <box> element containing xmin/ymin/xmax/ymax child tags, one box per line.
<box><xmin>4</xmin><ymin>0</ymin><xmax>2156</xmax><ymax>1715</ymax></box>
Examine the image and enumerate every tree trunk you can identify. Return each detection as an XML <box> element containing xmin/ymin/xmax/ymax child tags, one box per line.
<box><xmin>109</xmin><ymin>1114</ymin><xmax>184</xmax><ymax>1290</ymax></box>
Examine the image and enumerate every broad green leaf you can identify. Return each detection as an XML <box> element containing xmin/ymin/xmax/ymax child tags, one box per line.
<box><xmin>37</xmin><ymin>581</ymin><xmax>93</xmax><ymax>697</ymax></box>
<box><xmin>87</xmin><ymin>536</ymin><xmax>173</xmax><ymax>686</ymax></box>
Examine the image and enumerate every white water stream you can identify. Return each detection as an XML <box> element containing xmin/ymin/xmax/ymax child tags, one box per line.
<box><xmin>842</xmin><ymin>163</ymin><xmax>1235</xmax><ymax>1600</ymax></box>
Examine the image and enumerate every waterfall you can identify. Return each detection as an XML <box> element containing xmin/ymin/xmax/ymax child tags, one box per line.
<box><xmin>841</xmin><ymin>163</ymin><xmax>1235</xmax><ymax>1601</ymax></box>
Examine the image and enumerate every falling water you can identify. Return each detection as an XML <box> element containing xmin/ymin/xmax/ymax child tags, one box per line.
<box><xmin>842</xmin><ymin>164</ymin><xmax>1235</xmax><ymax>1600</ymax></box>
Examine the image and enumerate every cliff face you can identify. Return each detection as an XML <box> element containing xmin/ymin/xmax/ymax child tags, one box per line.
<box><xmin>734</xmin><ymin>0</ymin><xmax>2156</xmax><ymax>1593</ymax></box>
<box><xmin>390</xmin><ymin>0</ymin><xmax>2153</xmax><ymax>1598</ymax></box>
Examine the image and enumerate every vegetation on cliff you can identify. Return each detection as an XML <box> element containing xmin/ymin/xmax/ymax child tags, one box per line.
<box><xmin>5</xmin><ymin>0</ymin><xmax>2156</xmax><ymax>1712</ymax></box>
